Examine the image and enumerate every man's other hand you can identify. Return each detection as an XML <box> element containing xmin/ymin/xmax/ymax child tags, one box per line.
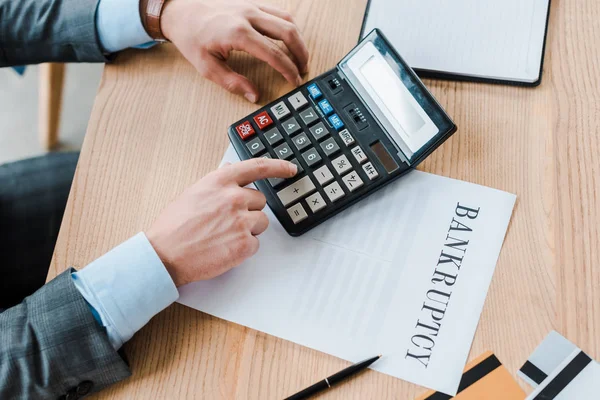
<box><xmin>161</xmin><ymin>0</ymin><xmax>309</xmax><ymax>103</ymax></box>
<box><xmin>146</xmin><ymin>158</ymin><xmax>297</xmax><ymax>287</ymax></box>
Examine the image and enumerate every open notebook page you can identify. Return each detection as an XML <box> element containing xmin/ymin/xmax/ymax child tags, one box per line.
<box><xmin>362</xmin><ymin>0</ymin><xmax>551</xmax><ymax>84</ymax></box>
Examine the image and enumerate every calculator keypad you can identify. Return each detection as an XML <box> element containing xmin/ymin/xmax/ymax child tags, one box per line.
<box><xmin>233</xmin><ymin>80</ymin><xmax>383</xmax><ymax>228</ymax></box>
<box><xmin>302</xmin><ymin>148</ymin><xmax>322</xmax><ymax>167</ymax></box>
<box><xmin>362</xmin><ymin>162</ymin><xmax>379</xmax><ymax>180</ymax></box>
<box><xmin>299</xmin><ymin>107</ymin><xmax>319</xmax><ymax>126</ymax></box>
<box><xmin>338</xmin><ymin>129</ymin><xmax>355</xmax><ymax>146</ymax></box>
<box><xmin>342</xmin><ymin>171</ymin><xmax>364</xmax><ymax>192</ymax></box>
<box><xmin>331</xmin><ymin>155</ymin><xmax>352</xmax><ymax>175</ymax></box>
<box><xmin>265</xmin><ymin>127</ymin><xmax>284</xmax><ymax>146</ymax></box>
<box><xmin>328</xmin><ymin>114</ymin><xmax>344</xmax><ymax>130</ymax></box>
<box><xmin>274</xmin><ymin>143</ymin><xmax>293</xmax><ymax>160</ymax></box>
<box><xmin>292</xmin><ymin>132</ymin><xmax>311</xmax><ymax>151</ymax></box>
<box><xmin>253</xmin><ymin>111</ymin><xmax>273</xmax><ymax>130</ymax></box>
<box><xmin>324</xmin><ymin>182</ymin><xmax>345</xmax><ymax>202</ymax></box>
<box><xmin>307</xmin><ymin>83</ymin><xmax>322</xmax><ymax>99</ymax></box>
<box><xmin>269</xmin><ymin>177</ymin><xmax>285</xmax><ymax>188</ymax></box>
<box><xmin>236</xmin><ymin>121</ymin><xmax>255</xmax><ymax>140</ymax></box>
<box><xmin>277</xmin><ymin>176</ymin><xmax>316</xmax><ymax>207</ymax></box>
<box><xmin>271</xmin><ymin>101</ymin><xmax>291</xmax><ymax>120</ymax></box>
<box><xmin>288</xmin><ymin>92</ymin><xmax>308</xmax><ymax>110</ymax></box>
<box><xmin>306</xmin><ymin>192</ymin><xmax>326</xmax><ymax>213</ymax></box>
<box><xmin>246</xmin><ymin>137</ymin><xmax>265</xmax><ymax>156</ymax></box>
<box><xmin>290</xmin><ymin>158</ymin><xmax>304</xmax><ymax>174</ymax></box>
<box><xmin>318</xmin><ymin>99</ymin><xmax>334</xmax><ymax>116</ymax></box>
<box><xmin>287</xmin><ymin>203</ymin><xmax>308</xmax><ymax>224</ymax></box>
<box><xmin>309</xmin><ymin>122</ymin><xmax>329</xmax><ymax>141</ymax></box>
<box><xmin>282</xmin><ymin>117</ymin><xmax>301</xmax><ymax>136</ymax></box>
<box><xmin>351</xmin><ymin>146</ymin><xmax>367</xmax><ymax>164</ymax></box>
<box><xmin>320</xmin><ymin>137</ymin><xmax>340</xmax><ymax>157</ymax></box>
<box><xmin>314</xmin><ymin>165</ymin><xmax>334</xmax><ymax>186</ymax></box>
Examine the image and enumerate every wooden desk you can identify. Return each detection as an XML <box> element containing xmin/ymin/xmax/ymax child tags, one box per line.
<box><xmin>48</xmin><ymin>0</ymin><xmax>600</xmax><ymax>398</ymax></box>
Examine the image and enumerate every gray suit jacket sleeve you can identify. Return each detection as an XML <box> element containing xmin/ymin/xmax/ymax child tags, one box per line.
<box><xmin>0</xmin><ymin>269</ymin><xmax>131</xmax><ymax>399</ymax></box>
<box><xmin>0</xmin><ymin>0</ymin><xmax>110</xmax><ymax>66</ymax></box>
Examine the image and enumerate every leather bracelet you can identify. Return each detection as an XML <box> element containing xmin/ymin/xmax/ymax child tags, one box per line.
<box><xmin>139</xmin><ymin>0</ymin><xmax>168</xmax><ymax>41</ymax></box>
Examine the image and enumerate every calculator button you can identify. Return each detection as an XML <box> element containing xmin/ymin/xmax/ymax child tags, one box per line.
<box><xmin>313</xmin><ymin>165</ymin><xmax>334</xmax><ymax>186</ymax></box>
<box><xmin>328</xmin><ymin>114</ymin><xmax>344</xmax><ymax>130</ymax></box>
<box><xmin>288</xmin><ymin>92</ymin><xmax>308</xmax><ymax>110</ymax></box>
<box><xmin>318</xmin><ymin>99</ymin><xmax>334</xmax><ymax>116</ymax></box>
<box><xmin>320</xmin><ymin>137</ymin><xmax>340</xmax><ymax>157</ymax></box>
<box><xmin>350</xmin><ymin>146</ymin><xmax>367</xmax><ymax>164</ymax></box>
<box><xmin>338</xmin><ymin>129</ymin><xmax>355</xmax><ymax>146</ymax></box>
<box><xmin>307</xmin><ymin>83</ymin><xmax>322</xmax><ymax>99</ymax></box>
<box><xmin>271</xmin><ymin>101</ymin><xmax>291</xmax><ymax>120</ymax></box>
<box><xmin>235</xmin><ymin>121</ymin><xmax>255</xmax><ymax>140</ymax></box>
<box><xmin>299</xmin><ymin>107</ymin><xmax>319</xmax><ymax>126</ymax></box>
<box><xmin>264</xmin><ymin>127</ymin><xmax>284</xmax><ymax>146</ymax></box>
<box><xmin>362</xmin><ymin>162</ymin><xmax>379</xmax><ymax>180</ymax></box>
<box><xmin>274</xmin><ymin>143</ymin><xmax>293</xmax><ymax>160</ymax></box>
<box><xmin>282</xmin><ymin>117</ymin><xmax>301</xmax><ymax>136</ymax></box>
<box><xmin>302</xmin><ymin>148</ymin><xmax>322</xmax><ymax>167</ymax></box>
<box><xmin>342</xmin><ymin>171</ymin><xmax>364</xmax><ymax>192</ymax></box>
<box><xmin>290</xmin><ymin>158</ymin><xmax>304</xmax><ymax>174</ymax></box>
<box><xmin>287</xmin><ymin>203</ymin><xmax>308</xmax><ymax>224</ymax></box>
<box><xmin>269</xmin><ymin>177</ymin><xmax>285</xmax><ymax>188</ymax></box>
<box><xmin>306</xmin><ymin>192</ymin><xmax>327</xmax><ymax>213</ymax></box>
<box><xmin>277</xmin><ymin>176</ymin><xmax>316</xmax><ymax>207</ymax></box>
<box><xmin>246</xmin><ymin>137</ymin><xmax>266</xmax><ymax>156</ymax></box>
<box><xmin>331</xmin><ymin>155</ymin><xmax>352</xmax><ymax>175</ymax></box>
<box><xmin>324</xmin><ymin>181</ymin><xmax>345</xmax><ymax>202</ymax></box>
<box><xmin>253</xmin><ymin>111</ymin><xmax>273</xmax><ymax>130</ymax></box>
<box><xmin>309</xmin><ymin>122</ymin><xmax>330</xmax><ymax>141</ymax></box>
<box><xmin>292</xmin><ymin>132</ymin><xmax>311</xmax><ymax>151</ymax></box>
<box><xmin>261</xmin><ymin>153</ymin><xmax>272</xmax><ymax>159</ymax></box>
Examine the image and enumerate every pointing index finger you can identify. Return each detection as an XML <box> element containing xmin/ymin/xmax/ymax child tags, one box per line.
<box><xmin>225</xmin><ymin>158</ymin><xmax>298</xmax><ymax>187</ymax></box>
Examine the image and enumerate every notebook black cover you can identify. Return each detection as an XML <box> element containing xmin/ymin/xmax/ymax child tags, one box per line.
<box><xmin>359</xmin><ymin>0</ymin><xmax>553</xmax><ymax>87</ymax></box>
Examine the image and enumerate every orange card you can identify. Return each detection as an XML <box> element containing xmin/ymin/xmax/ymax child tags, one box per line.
<box><xmin>416</xmin><ymin>352</ymin><xmax>525</xmax><ymax>400</ymax></box>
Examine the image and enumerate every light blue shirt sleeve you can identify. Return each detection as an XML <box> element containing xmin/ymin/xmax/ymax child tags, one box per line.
<box><xmin>96</xmin><ymin>0</ymin><xmax>155</xmax><ymax>53</ymax></box>
<box><xmin>72</xmin><ymin>233</ymin><xmax>179</xmax><ymax>350</ymax></box>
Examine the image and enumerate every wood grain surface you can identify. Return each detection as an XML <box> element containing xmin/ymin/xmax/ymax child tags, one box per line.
<box><xmin>48</xmin><ymin>0</ymin><xmax>599</xmax><ymax>398</ymax></box>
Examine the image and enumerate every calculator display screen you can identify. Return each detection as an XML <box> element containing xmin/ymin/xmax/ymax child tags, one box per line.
<box><xmin>339</xmin><ymin>31</ymin><xmax>445</xmax><ymax>163</ymax></box>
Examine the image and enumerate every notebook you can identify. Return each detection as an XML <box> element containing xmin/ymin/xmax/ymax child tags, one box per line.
<box><xmin>361</xmin><ymin>0</ymin><xmax>552</xmax><ymax>86</ymax></box>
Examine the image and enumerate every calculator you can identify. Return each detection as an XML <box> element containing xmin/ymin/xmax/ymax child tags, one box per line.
<box><xmin>228</xmin><ymin>29</ymin><xmax>457</xmax><ymax>236</ymax></box>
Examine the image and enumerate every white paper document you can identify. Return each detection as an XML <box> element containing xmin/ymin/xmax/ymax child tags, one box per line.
<box><xmin>362</xmin><ymin>0</ymin><xmax>551</xmax><ymax>84</ymax></box>
<box><xmin>178</xmin><ymin>146</ymin><xmax>516</xmax><ymax>395</ymax></box>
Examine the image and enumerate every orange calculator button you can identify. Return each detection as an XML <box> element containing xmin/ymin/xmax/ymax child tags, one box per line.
<box><xmin>253</xmin><ymin>111</ymin><xmax>273</xmax><ymax>130</ymax></box>
<box><xmin>235</xmin><ymin>121</ymin><xmax>255</xmax><ymax>139</ymax></box>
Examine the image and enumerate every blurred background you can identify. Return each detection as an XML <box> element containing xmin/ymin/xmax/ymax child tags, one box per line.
<box><xmin>0</xmin><ymin>64</ymin><xmax>102</xmax><ymax>164</ymax></box>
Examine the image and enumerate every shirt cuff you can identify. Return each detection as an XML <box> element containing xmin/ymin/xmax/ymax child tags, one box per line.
<box><xmin>72</xmin><ymin>233</ymin><xmax>179</xmax><ymax>349</ymax></box>
<box><xmin>96</xmin><ymin>0</ymin><xmax>154</xmax><ymax>53</ymax></box>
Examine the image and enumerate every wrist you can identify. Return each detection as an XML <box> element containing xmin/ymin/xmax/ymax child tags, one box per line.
<box><xmin>139</xmin><ymin>0</ymin><xmax>169</xmax><ymax>41</ymax></box>
<box><xmin>145</xmin><ymin>229</ymin><xmax>187</xmax><ymax>287</ymax></box>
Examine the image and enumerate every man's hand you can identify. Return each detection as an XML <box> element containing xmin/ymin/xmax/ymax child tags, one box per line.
<box><xmin>160</xmin><ymin>0</ymin><xmax>309</xmax><ymax>103</ymax></box>
<box><xmin>146</xmin><ymin>158</ymin><xmax>297</xmax><ymax>287</ymax></box>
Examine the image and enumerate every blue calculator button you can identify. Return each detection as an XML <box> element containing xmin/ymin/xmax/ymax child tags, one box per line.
<box><xmin>318</xmin><ymin>99</ymin><xmax>334</xmax><ymax>116</ymax></box>
<box><xmin>328</xmin><ymin>114</ymin><xmax>344</xmax><ymax>130</ymax></box>
<box><xmin>307</xmin><ymin>83</ymin><xmax>322</xmax><ymax>99</ymax></box>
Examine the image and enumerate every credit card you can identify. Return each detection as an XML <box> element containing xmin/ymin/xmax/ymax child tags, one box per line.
<box><xmin>525</xmin><ymin>348</ymin><xmax>599</xmax><ymax>399</ymax></box>
<box><xmin>415</xmin><ymin>351</ymin><xmax>525</xmax><ymax>400</ymax></box>
<box><xmin>518</xmin><ymin>331</ymin><xmax>578</xmax><ymax>387</ymax></box>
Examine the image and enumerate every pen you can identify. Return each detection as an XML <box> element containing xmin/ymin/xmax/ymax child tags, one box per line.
<box><xmin>284</xmin><ymin>354</ymin><xmax>382</xmax><ymax>400</ymax></box>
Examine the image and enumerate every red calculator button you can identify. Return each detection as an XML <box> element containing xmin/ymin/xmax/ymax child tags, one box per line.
<box><xmin>236</xmin><ymin>121</ymin><xmax>255</xmax><ymax>139</ymax></box>
<box><xmin>253</xmin><ymin>111</ymin><xmax>273</xmax><ymax>130</ymax></box>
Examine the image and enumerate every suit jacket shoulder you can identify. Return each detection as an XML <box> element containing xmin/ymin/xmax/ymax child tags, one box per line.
<box><xmin>0</xmin><ymin>268</ymin><xmax>131</xmax><ymax>399</ymax></box>
<box><xmin>0</xmin><ymin>0</ymin><xmax>109</xmax><ymax>66</ymax></box>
